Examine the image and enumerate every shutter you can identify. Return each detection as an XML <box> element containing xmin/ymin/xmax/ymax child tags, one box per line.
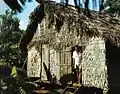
<box><xmin>59</xmin><ymin>50</ymin><xmax>72</xmax><ymax>77</ymax></box>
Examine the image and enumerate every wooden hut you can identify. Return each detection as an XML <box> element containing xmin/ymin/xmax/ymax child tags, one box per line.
<box><xmin>27</xmin><ymin>1</ymin><xmax>120</xmax><ymax>93</ymax></box>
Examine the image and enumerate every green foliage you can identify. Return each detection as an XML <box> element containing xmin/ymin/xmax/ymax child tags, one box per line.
<box><xmin>0</xmin><ymin>59</ymin><xmax>7</xmax><ymax>65</ymax></box>
<box><xmin>0</xmin><ymin>10</ymin><xmax>23</xmax><ymax>65</ymax></box>
<box><xmin>11</xmin><ymin>66</ymin><xmax>17</xmax><ymax>77</ymax></box>
<box><xmin>17</xmin><ymin>86</ymin><xmax>26</xmax><ymax>94</ymax></box>
<box><xmin>104</xmin><ymin>0</ymin><xmax>120</xmax><ymax>16</ymax></box>
<box><xmin>1</xmin><ymin>76</ymin><xmax>39</xmax><ymax>94</ymax></box>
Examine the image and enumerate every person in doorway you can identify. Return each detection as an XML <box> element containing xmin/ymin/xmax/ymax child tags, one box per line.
<box><xmin>72</xmin><ymin>45</ymin><xmax>82</xmax><ymax>87</ymax></box>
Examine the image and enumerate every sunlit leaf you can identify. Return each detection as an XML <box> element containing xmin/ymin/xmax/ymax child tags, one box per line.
<box><xmin>11</xmin><ymin>66</ymin><xmax>17</xmax><ymax>77</ymax></box>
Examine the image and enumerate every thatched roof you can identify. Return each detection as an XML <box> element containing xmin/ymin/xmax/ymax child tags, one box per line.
<box><xmin>28</xmin><ymin>1</ymin><xmax>120</xmax><ymax>50</ymax></box>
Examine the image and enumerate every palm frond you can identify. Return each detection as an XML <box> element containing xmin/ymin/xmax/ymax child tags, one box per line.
<box><xmin>3</xmin><ymin>0</ymin><xmax>105</xmax><ymax>13</ymax></box>
<box><xmin>3</xmin><ymin>0</ymin><xmax>33</xmax><ymax>13</ymax></box>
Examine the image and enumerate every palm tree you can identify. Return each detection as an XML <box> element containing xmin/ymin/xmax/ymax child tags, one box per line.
<box><xmin>3</xmin><ymin>0</ymin><xmax>105</xmax><ymax>13</ymax></box>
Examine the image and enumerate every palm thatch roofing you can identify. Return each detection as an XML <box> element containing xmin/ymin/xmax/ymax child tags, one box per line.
<box><xmin>28</xmin><ymin>1</ymin><xmax>120</xmax><ymax>50</ymax></box>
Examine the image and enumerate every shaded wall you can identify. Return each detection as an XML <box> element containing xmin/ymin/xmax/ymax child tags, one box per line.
<box><xmin>106</xmin><ymin>40</ymin><xmax>120</xmax><ymax>94</ymax></box>
<box><xmin>27</xmin><ymin>44</ymin><xmax>50</xmax><ymax>80</ymax></box>
<box><xmin>49</xmin><ymin>49</ymin><xmax>60</xmax><ymax>80</ymax></box>
<box><xmin>27</xmin><ymin>46</ymin><xmax>41</xmax><ymax>77</ymax></box>
<box><xmin>41</xmin><ymin>44</ymin><xmax>49</xmax><ymax>80</ymax></box>
<box><xmin>82</xmin><ymin>37</ymin><xmax>108</xmax><ymax>91</ymax></box>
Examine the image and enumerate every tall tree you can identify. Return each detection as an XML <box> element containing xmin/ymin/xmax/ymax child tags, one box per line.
<box><xmin>0</xmin><ymin>10</ymin><xmax>23</xmax><ymax>65</ymax></box>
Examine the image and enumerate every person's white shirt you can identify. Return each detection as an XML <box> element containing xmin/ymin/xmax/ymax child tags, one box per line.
<box><xmin>72</xmin><ymin>50</ymin><xmax>81</xmax><ymax>68</ymax></box>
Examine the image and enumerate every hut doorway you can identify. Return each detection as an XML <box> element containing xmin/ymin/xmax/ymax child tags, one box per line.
<box><xmin>105</xmin><ymin>40</ymin><xmax>120</xmax><ymax>93</ymax></box>
<box><xmin>59</xmin><ymin>47</ymin><xmax>72</xmax><ymax>84</ymax></box>
<box><xmin>71</xmin><ymin>46</ymin><xmax>83</xmax><ymax>84</ymax></box>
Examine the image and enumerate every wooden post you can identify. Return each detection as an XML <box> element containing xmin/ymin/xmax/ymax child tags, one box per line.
<box><xmin>40</xmin><ymin>44</ymin><xmax>42</xmax><ymax>80</ymax></box>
